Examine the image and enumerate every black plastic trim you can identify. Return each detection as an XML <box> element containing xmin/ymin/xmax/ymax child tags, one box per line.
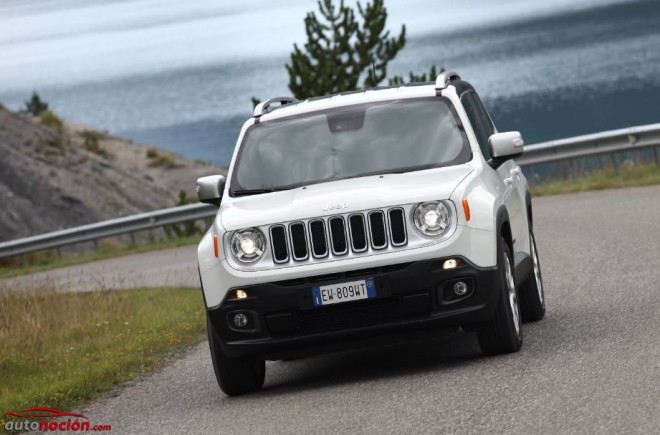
<box><xmin>207</xmin><ymin>256</ymin><xmax>500</xmax><ymax>360</ymax></box>
<box><xmin>269</xmin><ymin>225</ymin><xmax>289</xmax><ymax>264</ymax></box>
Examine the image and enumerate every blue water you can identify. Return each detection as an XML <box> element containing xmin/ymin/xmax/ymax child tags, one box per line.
<box><xmin>1</xmin><ymin>0</ymin><xmax>659</xmax><ymax>166</ymax></box>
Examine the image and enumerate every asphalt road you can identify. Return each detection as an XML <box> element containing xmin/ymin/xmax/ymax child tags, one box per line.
<box><xmin>15</xmin><ymin>186</ymin><xmax>660</xmax><ymax>433</ymax></box>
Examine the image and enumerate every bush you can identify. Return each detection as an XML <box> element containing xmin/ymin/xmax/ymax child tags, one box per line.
<box><xmin>147</xmin><ymin>153</ymin><xmax>176</xmax><ymax>169</ymax></box>
<box><xmin>81</xmin><ymin>130</ymin><xmax>103</xmax><ymax>154</ymax></box>
<box><xmin>39</xmin><ymin>110</ymin><xmax>64</xmax><ymax>132</ymax></box>
<box><xmin>146</xmin><ymin>147</ymin><xmax>176</xmax><ymax>168</ymax></box>
<box><xmin>165</xmin><ymin>191</ymin><xmax>202</xmax><ymax>238</ymax></box>
<box><xmin>157</xmin><ymin>155</ymin><xmax>176</xmax><ymax>169</ymax></box>
<box><xmin>24</xmin><ymin>91</ymin><xmax>49</xmax><ymax>116</ymax></box>
<box><xmin>146</xmin><ymin>148</ymin><xmax>159</xmax><ymax>158</ymax></box>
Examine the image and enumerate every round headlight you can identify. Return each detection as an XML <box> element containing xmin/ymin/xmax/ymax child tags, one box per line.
<box><xmin>413</xmin><ymin>201</ymin><xmax>451</xmax><ymax>236</ymax></box>
<box><xmin>230</xmin><ymin>228</ymin><xmax>266</xmax><ymax>263</ymax></box>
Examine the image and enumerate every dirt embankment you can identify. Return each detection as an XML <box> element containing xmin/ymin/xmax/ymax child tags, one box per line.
<box><xmin>0</xmin><ymin>108</ymin><xmax>225</xmax><ymax>241</ymax></box>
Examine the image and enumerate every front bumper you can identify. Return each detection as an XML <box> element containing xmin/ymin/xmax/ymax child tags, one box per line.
<box><xmin>207</xmin><ymin>257</ymin><xmax>499</xmax><ymax>360</ymax></box>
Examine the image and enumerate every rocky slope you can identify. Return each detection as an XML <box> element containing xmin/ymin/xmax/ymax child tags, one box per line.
<box><xmin>0</xmin><ymin>108</ymin><xmax>225</xmax><ymax>241</ymax></box>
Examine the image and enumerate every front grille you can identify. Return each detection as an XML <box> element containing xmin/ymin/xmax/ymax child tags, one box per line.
<box><xmin>388</xmin><ymin>208</ymin><xmax>407</xmax><ymax>246</ymax></box>
<box><xmin>270</xmin><ymin>225</ymin><xmax>289</xmax><ymax>263</ymax></box>
<box><xmin>269</xmin><ymin>207</ymin><xmax>409</xmax><ymax>264</ymax></box>
<box><xmin>329</xmin><ymin>217</ymin><xmax>348</xmax><ymax>255</ymax></box>
<box><xmin>368</xmin><ymin>211</ymin><xmax>387</xmax><ymax>249</ymax></box>
<box><xmin>289</xmin><ymin>222</ymin><xmax>308</xmax><ymax>260</ymax></box>
<box><xmin>298</xmin><ymin>297</ymin><xmax>405</xmax><ymax>334</ymax></box>
<box><xmin>349</xmin><ymin>214</ymin><xmax>367</xmax><ymax>252</ymax></box>
<box><xmin>309</xmin><ymin>220</ymin><xmax>328</xmax><ymax>257</ymax></box>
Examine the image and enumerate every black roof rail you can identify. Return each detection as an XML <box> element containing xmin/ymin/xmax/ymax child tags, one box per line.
<box><xmin>253</xmin><ymin>97</ymin><xmax>299</xmax><ymax>118</ymax></box>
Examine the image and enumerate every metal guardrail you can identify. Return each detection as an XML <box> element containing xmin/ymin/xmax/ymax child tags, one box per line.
<box><xmin>516</xmin><ymin>123</ymin><xmax>660</xmax><ymax>167</ymax></box>
<box><xmin>0</xmin><ymin>203</ymin><xmax>217</xmax><ymax>259</ymax></box>
<box><xmin>1</xmin><ymin>123</ymin><xmax>660</xmax><ymax>260</ymax></box>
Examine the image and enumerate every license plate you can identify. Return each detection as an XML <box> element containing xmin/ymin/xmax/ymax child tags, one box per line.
<box><xmin>312</xmin><ymin>277</ymin><xmax>376</xmax><ymax>307</ymax></box>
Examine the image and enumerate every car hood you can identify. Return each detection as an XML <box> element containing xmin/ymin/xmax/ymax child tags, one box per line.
<box><xmin>220</xmin><ymin>165</ymin><xmax>473</xmax><ymax>230</ymax></box>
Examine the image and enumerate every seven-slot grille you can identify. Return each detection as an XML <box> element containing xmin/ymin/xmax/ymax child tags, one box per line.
<box><xmin>270</xmin><ymin>208</ymin><xmax>407</xmax><ymax>263</ymax></box>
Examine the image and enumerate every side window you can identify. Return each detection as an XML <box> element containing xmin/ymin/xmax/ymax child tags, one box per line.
<box><xmin>460</xmin><ymin>92</ymin><xmax>493</xmax><ymax>161</ymax></box>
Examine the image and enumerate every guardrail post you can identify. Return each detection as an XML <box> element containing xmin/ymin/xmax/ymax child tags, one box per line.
<box><xmin>654</xmin><ymin>147</ymin><xmax>660</xmax><ymax>166</ymax></box>
<box><xmin>569</xmin><ymin>159</ymin><xmax>577</xmax><ymax>181</ymax></box>
<box><xmin>129</xmin><ymin>232</ymin><xmax>136</xmax><ymax>245</ymax></box>
<box><xmin>610</xmin><ymin>153</ymin><xmax>619</xmax><ymax>174</ymax></box>
<box><xmin>93</xmin><ymin>239</ymin><xmax>99</xmax><ymax>251</ymax></box>
<box><xmin>527</xmin><ymin>165</ymin><xmax>535</xmax><ymax>186</ymax></box>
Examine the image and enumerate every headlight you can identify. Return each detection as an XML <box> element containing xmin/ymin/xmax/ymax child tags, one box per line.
<box><xmin>413</xmin><ymin>201</ymin><xmax>451</xmax><ymax>236</ymax></box>
<box><xmin>230</xmin><ymin>228</ymin><xmax>266</xmax><ymax>263</ymax></box>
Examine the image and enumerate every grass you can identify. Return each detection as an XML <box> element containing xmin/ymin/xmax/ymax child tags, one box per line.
<box><xmin>81</xmin><ymin>130</ymin><xmax>104</xmax><ymax>155</ymax></box>
<box><xmin>531</xmin><ymin>163</ymin><xmax>660</xmax><ymax>197</ymax></box>
<box><xmin>0</xmin><ymin>235</ymin><xmax>200</xmax><ymax>280</ymax></box>
<box><xmin>38</xmin><ymin>110</ymin><xmax>64</xmax><ymax>133</ymax></box>
<box><xmin>0</xmin><ymin>287</ymin><xmax>206</xmax><ymax>432</ymax></box>
<box><xmin>146</xmin><ymin>148</ymin><xmax>177</xmax><ymax>169</ymax></box>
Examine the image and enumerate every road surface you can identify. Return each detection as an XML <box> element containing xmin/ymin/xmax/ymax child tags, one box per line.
<box><xmin>9</xmin><ymin>186</ymin><xmax>660</xmax><ymax>434</ymax></box>
<box><xmin>0</xmin><ymin>245</ymin><xmax>199</xmax><ymax>293</ymax></box>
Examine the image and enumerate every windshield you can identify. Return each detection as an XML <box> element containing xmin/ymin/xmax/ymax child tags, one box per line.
<box><xmin>230</xmin><ymin>97</ymin><xmax>470</xmax><ymax>195</ymax></box>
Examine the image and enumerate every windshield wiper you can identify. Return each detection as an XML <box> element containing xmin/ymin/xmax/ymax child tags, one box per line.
<box><xmin>232</xmin><ymin>188</ymin><xmax>280</xmax><ymax>196</ymax></box>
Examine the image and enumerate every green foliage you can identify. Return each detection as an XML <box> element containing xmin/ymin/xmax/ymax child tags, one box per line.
<box><xmin>165</xmin><ymin>191</ymin><xmax>203</xmax><ymax>238</ymax></box>
<box><xmin>146</xmin><ymin>149</ymin><xmax>176</xmax><ymax>169</ymax></box>
<box><xmin>0</xmin><ymin>101</ymin><xmax>6</xmax><ymax>111</ymax></box>
<box><xmin>23</xmin><ymin>91</ymin><xmax>49</xmax><ymax>116</ymax></box>
<box><xmin>157</xmin><ymin>155</ymin><xmax>175</xmax><ymax>168</ymax></box>
<box><xmin>38</xmin><ymin>110</ymin><xmax>63</xmax><ymax>132</ymax></box>
<box><xmin>390</xmin><ymin>65</ymin><xmax>445</xmax><ymax>85</ymax></box>
<box><xmin>531</xmin><ymin>162</ymin><xmax>660</xmax><ymax>197</ymax></box>
<box><xmin>0</xmin><ymin>288</ymin><xmax>205</xmax><ymax>423</ymax></box>
<box><xmin>81</xmin><ymin>130</ymin><xmax>103</xmax><ymax>154</ymax></box>
<box><xmin>286</xmin><ymin>0</ymin><xmax>406</xmax><ymax>99</ymax></box>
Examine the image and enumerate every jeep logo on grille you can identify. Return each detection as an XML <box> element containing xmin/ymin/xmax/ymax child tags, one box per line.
<box><xmin>323</xmin><ymin>203</ymin><xmax>348</xmax><ymax>211</ymax></box>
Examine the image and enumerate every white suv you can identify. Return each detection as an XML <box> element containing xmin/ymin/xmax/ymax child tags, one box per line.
<box><xmin>196</xmin><ymin>71</ymin><xmax>545</xmax><ymax>396</ymax></box>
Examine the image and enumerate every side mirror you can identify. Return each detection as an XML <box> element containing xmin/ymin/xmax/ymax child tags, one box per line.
<box><xmin>489</xmin><ymin>131</ymin><xmax>524</xmax><ymax>160</ymax></box>
<box><xmin>196</xmin><ymin>175</ymin><xmax>226</xmax><ymax>206</ymax></box>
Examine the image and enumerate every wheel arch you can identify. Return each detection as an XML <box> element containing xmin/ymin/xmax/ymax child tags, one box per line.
<box><xmin>525</xmin><ymin>190</ymin><xmax>533</xmax><ymax>227</ymax></box>
<box><xmin>496</xmin><ymin>206</ymin><xmax>513</xmax><ymax>253</ymax></box>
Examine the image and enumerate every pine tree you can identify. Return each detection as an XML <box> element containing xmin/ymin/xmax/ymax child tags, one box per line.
<box><xmin>286</xmin><ymin>0</ymin><xmax>407</xmax><ymax>100</ymax></box>
<box><xmin>23</xmin><ymin>91</ymin><xmax>49</xmax><ymax>116</ymax></box>
<box><xmin>389</xmin><ymin>65</ymin><xmax>445</xmax><ymax>86</ymax></box>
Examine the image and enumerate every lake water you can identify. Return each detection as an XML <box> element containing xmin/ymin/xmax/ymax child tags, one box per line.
<box><xmin>1</xmin><ymin>0</ymin><xmax>659</xmax><ymax>166</ymax></box>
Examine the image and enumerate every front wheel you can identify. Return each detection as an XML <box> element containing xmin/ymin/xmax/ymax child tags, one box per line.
<box><xmin>519</xmin><ymin>229</ymin><xmax>546</xmax><ymax>322</ymax></box>
<box><xmin>207</xmin><ymin>316</ymin><xmax>265</xmax><ymax>396</ymax></box>
<box><xmin>477</xmin><ymin>236</ymin><xmax>523</xmax><ymax>355</ymax></box>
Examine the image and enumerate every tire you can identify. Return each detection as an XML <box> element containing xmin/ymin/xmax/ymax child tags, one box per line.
<box><xmin>519</xmin><ymin>229</ymin><xmax>546</xmax><ymax>322</ymax></box>
<box><xmin>477</xmin><ymin>236</ymin><xmax>523</xmax><ymax>355</ymax></box>
<box><xmin>207</xmin><ymin>315</ymin><xmax>265</xmax><ymax>396</ymax></box>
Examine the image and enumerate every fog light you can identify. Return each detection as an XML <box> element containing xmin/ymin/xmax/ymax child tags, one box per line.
<box><xmin>233</xmin><ymin>313</ymin><xmax>248</xmax><ymax>328</ymax></box>
<box><xmin>227</xmin><ymin>289</ymin><xmax>249</xmax><ymax>300</ymax></box>
<box><xmin>453</xmin><ymin>281</ymin><xmax>468</xmax><ymax>296</ymax></box>
<box><xmin>443</xmin><ymin>259</ymin><xmax>458</xmax><ymax>270</ymax></box>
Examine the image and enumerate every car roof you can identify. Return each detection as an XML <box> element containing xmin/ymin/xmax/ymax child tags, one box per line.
<box><xmin>253</xmin><ymin>71</ymin><xmax>472</xmax><ymax>122</ymax></box>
